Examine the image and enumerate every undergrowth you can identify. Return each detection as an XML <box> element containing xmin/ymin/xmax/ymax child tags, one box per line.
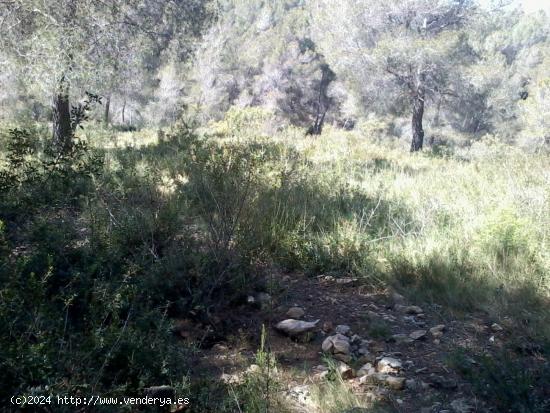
<box><xmin>0</xmin><ymin>113</ymin><xmax>548</xmax><ymax>410</ymax></box>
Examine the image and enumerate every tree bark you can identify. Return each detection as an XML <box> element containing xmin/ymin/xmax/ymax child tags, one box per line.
<box><xmin>104</xmin><ymin>95</ymin><xmax>111</xmax><ymax>126</ymax></box>
<box><xmin>51</xmin><ymin>1</ymin><xmax>76</xmax><ymax>153</ymax></box>
<box><xmin>410</xmin><ymin>90</ymin><xmax>425</xmax><ymax>152</ymax></box>
<box><xmin>307</xmin><ymin>64</ymin><xmax>334</xmax><ymax>135</ymax></box>
<box><xmin>52</xmin><ymin>91</ymin><xmax>72</xmax><ymax>152</ymax></box>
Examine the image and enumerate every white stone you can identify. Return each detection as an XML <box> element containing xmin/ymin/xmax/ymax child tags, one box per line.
<box><xmin>275</xmin><ymin>319</ymin><xmax>319</xmax><ymax>337</ymax></box>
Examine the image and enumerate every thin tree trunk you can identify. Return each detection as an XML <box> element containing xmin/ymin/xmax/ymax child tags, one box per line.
<box><xmin>104</xmin><ymin>95</ymin><xmax>111</xmax><ymax>126</ymax></box>
<box><xmin>52</xmin><ymin>90</ymin><xmax>72</xmax><ymax>152</ymax></box>
<box><xmin>122</xmin><ymin>99</ymin><xmax>126</xmax><ymax>123</ymax></box>
<box><xmin>410</xmin><ymin>91</ymin><xmax>425</xmax><ymax>152</ymax></box>
<box><xmin>308</xmin><ymin>64</ymin><xmax>334</xmax><ymax>136</ymax></box>
<box><xmin>52</xmin><ymin>0</ymin><xmax>76</xmax><ymax>153</ymax></box>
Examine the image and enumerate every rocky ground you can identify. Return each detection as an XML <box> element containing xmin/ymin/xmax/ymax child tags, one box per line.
<box><xmin>177</xmin><ymin>271</ymin><xmax>548</xmax><ymax>412</ymax></box>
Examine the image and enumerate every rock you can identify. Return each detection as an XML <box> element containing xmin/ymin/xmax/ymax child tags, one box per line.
<box><xmin>336</xmin><ymin>277</ymin><xmax>358</xmax><ymax>284</ymax></box>
<box><xmin>367</xmin><ymin>310</ymin><xmax>381</xmax><ymax>320</ymax></box>
<box><xmin>220</xmin><ymin>373</ymin><xmax>241</xmax><ymax>384</ymax></box>
<box><xmin>246</xmin><ymin>364</ymin><xmax>260</xmax><ymax>374</ymax></box>
<box><xmin>357</xmin><ymin>353</ymin><xmax>376</xmax><ymax>365</ymax></box>
<box><xmin>247</xmin><ymin>292</ymin><xmax>272</xmax><ymax>310</ymax></box>
<box><xmin>275</xmin><ymin>319</ymin><xmax>319</xmax><ymax>338</ymax></box>
<box><xmin>334</xmin><ymin>353</ymin><xmax>352</xmax><ymax>363</ymax></box>
<box><xmin>404</xmin><ymin>360</ymin><xmax>414</xmax><ymax>367</ymax></box>
<box><xmin>357</xmin><ymin>345</ymin><xmax>370</xmax><ymax>355</ymax></box>
<box><xmin>360</xmin><ymin>372</ymin><xmax>405</xmax><ymax>390</ymax></box>
<box><xmin>332</xmin><ymin>335</ymin><xmax>351</xmax><ymax>354</ymax></box>
<box><xmin>403</xmin><ymin>305</ymin><xmax>423</xmax><ymax>315</ymax></box>
<box><xmin>357</xmin><ymin>363</ymin><xmax>375</xmax><ymax>377</ymax></box>
<box><xmin>390</xmin><ymin>333</ymin><xmax>413</xmax><ymax>344</ymax></box>
<box><xmin>405</xmin><ymin>378</ymin><xmax>418</xmax><ymax>390</ymax></box>
<box><xmin>491</xmin><ymin>323</ymin><xmax>503</xmax><ymax>332</ymax></box>
<box><xmin>144</xmin><ymin>385</ymin><xmax>174</xmax><ymax>398</ymax></box>
<box><xmin>335</xmin><ymin>324</ymin><xmax>351</xmax><ymax>335</ymax></box>
<box><xmin>312</xmin><ymin>365</ymin><xmax>329</xmax><ymax>381</ymax></box>
<box><xmin>336</xmin><ymin>361</ymin><xmax>355</xmax><ymax>379</ymax></box>
<box><xmin>385</xmin><ymin>376</ymin><xmax>406</xmax><ymax>390</ymax></box>
<box><xmin>391</xmin><ymin>291</ymin><xmax>406</xmax><ymax>305</ymax></box>
<box><xmin>287</xmin><ymin>385</ymin><xmax>315</xmax><ymax>408</ymax></box>
<box><xmin>286</xmin><ymin>307</ymin><xmax>305</xmax><ymax>319</ymax></box>
<box><xmin>409</xmin><ymin>329</ymin><xmax>427</xmax><ymax>340</ymax></box>
<box><xmin>429</xmin><ymin>324</ymin><xmax>446</xmax><ymax>337</ymax></box>
<box><xmin>451</xmin><ymin>398</ymin><xmax>475</xmax><ymax>413</ymax></box>
<box><xmin>357</xmin><ymin>340</ymin><xmax>370</xmax><ymax>356</ymax></box>
<box><xmin>376</xmin><ymin>357</ymin><xmax>402</xmax><ymax>374</ymax></box>
<box><xmin>429</xmin><ymin>374</ymin><xmax>458</xmax><ymax>390</ymax></box>
<box><xmin>322</xmin><ymin>336</ymin><xmax>334</xmax><ymax>352</ymax></box>
<box><xmin>322</xmin><ymin>333</ymin><xmax>351</xmax><ymax>356</ymax></box>
<box><xmin>370</xmin><ymin>341</ymin><xmax>386</xmax><ymax>353</ymax></box>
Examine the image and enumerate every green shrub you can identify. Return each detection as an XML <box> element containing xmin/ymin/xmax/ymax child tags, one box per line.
<box><xmin>448</xmin><ymin>348</ymin><xmax>550</xmax><ymax>413</ymax></box>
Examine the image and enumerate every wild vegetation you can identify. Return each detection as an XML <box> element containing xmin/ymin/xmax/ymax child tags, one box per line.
<box><xmin>0</xmin><ymin>0</ymin><xmax>549</xmax><ymax>412</ymax></box>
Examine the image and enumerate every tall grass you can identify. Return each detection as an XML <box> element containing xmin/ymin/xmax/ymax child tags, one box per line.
<box><xmin>200</xmin><ymin>114</ymin><xmax>550</xmax><ymax>342</ymax></box>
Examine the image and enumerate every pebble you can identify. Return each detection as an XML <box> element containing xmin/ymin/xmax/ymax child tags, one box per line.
<box><xmin>402</xmin><ymin>305</ymin><xmax>424</xmax><ymax>315</ymax></box>
<box><xmin>376</xmin><ymin>357</ymin><xmax>402</xmax><ymax>374</ymax></box>
<box><xmin>311</xmin><ymin>365</ymin><xmax>329</xmax><ymax>381</ymax></box>
<box><xmin>491</xmin><ymin>322</ymin><xmax>503</xmax><ymax>332</ymax></box>
<box><xmin>391</xmin><ymin>333</ymin><xmax>414</xmax><ymax>344</ymax></box>
<box><xmin>386</xmin><ymin>376</ymin><xmax>406</xmax><ymax>390</ymax></box>
<box><xmin>409</xmin><ymin>329</ymin><xmax>427</xmax><ymax>340</ymax></box>
<box><xmin>335</xmin><ymin>324</ymin><xmax>351</xmax><ymax>335</ymax></box>
<box><xmin>336</xmin><ymin>361</ymin><xmax>355</xmax><ymax>379</ymax></box>
<box><xmin>286</xmin><ymin>307</ymin><xmax>305</xmax><ymax>319</ymax></box>
<box><xmin>357</xmin><ymin>362</ymin><xmax>375</xmax><ymax>377</ymax></box>
<box><xmin>429</xmin><ymin>324</ymin><xmax>446</xmax><ymax>337</ymax></box>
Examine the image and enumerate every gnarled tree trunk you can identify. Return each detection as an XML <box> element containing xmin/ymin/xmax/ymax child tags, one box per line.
<box><xmin>410</xmin><ymin>88</ymin><xmax>425</xmax><ymax>152</ymax></box>
<box><xmin>308</xmin><ymin>64</ymin><xmax>335</xmax><ymax>136</ymax></box>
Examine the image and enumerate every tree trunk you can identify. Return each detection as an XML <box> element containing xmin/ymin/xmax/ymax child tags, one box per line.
<box><xmin>52</xmin><ymin>92</ymin><xmax>72</xmax><ymax>152</ymax></box>
<box><xmin>104</xmin><ymin>95</ymin><xmax>111</xmax><ymax>126</ymax></box>
<box><xmin>307</xmin><ymin>64</ymin><xmax>334</xmax><ymax>136</ymax></box>
<box><xmin>122</xmin><ymin>99</ymin><xmax>126</xmax><ymax>123</ymax></box>
<box><xmin>410</xmin><ymin>92</ymin><xmax>425</xmax><ymax>152</ymax></box>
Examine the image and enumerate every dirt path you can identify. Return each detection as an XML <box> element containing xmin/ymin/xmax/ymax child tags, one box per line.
<box><xmin>184</xmin><ymin>272</ymin><xmax>545</xmax><ymax>412</ymax></box>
